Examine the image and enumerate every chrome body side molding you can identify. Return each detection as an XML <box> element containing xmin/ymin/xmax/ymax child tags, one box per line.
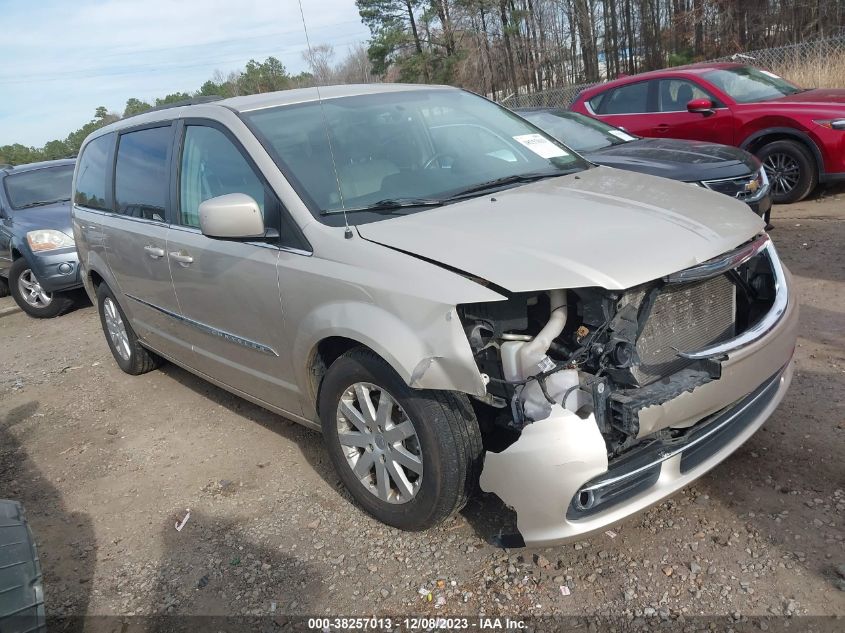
<box><xmin>125</xmin><ymin>293</ymin><xmax>279</xmax><ymax>357</ymax></box>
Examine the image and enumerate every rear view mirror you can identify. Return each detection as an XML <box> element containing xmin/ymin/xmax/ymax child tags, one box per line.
<box><xmin>687</xmin><ymin>98</ymin><xmax>714</xmax><ymax>114</ymax></box>
<box><xmin>199</xmin><ymin>193</ymin><xmax>265</xmax><ymax>239</ymax></box>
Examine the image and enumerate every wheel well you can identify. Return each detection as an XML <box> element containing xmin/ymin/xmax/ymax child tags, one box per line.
<box><xmin>310</xmin><ymin>336</ymin><xmax>369</xmax><ymax>413</ymax></box>
<box><xmin>11</xmin><ymin>248</ymin><xmax>21</xmax><ymax>260</ymax></box>
<box><xmin>744</xmin><ymin>132</ymin><xmax>819</xmax><ymax>170</ymax></box>
<box><xmin>89</xmin><ymin>270</ymin><xmax>104</xmax><ymax>289</ymax></box>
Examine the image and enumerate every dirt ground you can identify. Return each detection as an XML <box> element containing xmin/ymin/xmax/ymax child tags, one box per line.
<box><xmin>1</xmin><ymin>188</ymin><xmax>843</xmax><ymax>629</ymax></box>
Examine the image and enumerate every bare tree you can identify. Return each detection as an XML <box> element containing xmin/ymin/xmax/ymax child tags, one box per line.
<box><xmin>302</xmin><ymin>43</ymin><xmax>336</xmax><ymax>84</ymax></box>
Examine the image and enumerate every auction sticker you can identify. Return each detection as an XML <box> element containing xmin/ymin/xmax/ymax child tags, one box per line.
<box><xmin>609</xmin><ymin>129</ymin><xmax>636</xmax><ymax>141</ymax></box>
<box><xmin>513</xmin><ymin>134</ymin><xmax>569</xmax><ymax>158</ymax></box>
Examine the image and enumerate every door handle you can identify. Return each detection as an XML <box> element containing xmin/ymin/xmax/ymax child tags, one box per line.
<box><xmin>169</xmin><ymin>251</ymin><xmax>194</xmax><ymax>265</ymax></box>
<box><xmin>655</xmin><ymin>123</ymin><xmax>670</xmax><ymax>133</ymax></box>
<box><xmin>144</xmin><ymin>245</ymin><xmax>165</xmax><ymax>259</ymax></box>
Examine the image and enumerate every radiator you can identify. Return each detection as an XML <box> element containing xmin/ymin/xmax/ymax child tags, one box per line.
<box><xmin>634</xmin><ymin>275</ymin><xmax>736</xmax><ymax>385</ymax></box>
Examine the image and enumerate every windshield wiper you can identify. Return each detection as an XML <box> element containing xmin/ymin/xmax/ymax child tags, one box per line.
<box><xmin>321</xmin><ymin>197</ymin><xmax>444</xmax><ymax>215</ymax></box>
<box><xmin>15</xmin><ymin>198</ymin><xmax>70</xmax><ymax>209</ymax></box>
<box><xmin>441</xmin><ymin>171</ymin><xmax>564</xmax><ymax>201</ymax></box>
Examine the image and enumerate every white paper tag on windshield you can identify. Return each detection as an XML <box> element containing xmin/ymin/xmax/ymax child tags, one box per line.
<box><xmin>513</xmin><ymin>134</ymin><xmax>568</xmax><ymax>159</ymax></box>
<box><xmin>609</xmin><ymin>130</ymin><xmax>636</xmax><ymax>141</ymax></box>
<box><xmin>759</xmin><ymin>70</ymin><xmax>782</xmax><ymax>79</ymax></box>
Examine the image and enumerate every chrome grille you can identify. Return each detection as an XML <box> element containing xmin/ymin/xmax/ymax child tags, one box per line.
<box><xmin>634</xmin><ymin>276</ymin><xmax>736</xmax><ymax>385</ymax></box>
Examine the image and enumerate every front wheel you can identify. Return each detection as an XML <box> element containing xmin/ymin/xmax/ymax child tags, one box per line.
<box><xmin>8</xmin><ymin>258</ymin><xmax>73</xmax><ymax>318</ymax></box>
<box><xmin>319</xmin><ymin>348</ymin><xmax>483</xmax><ymax>531</ymax></box>
<box><xmin>757</xmin><ymin>139</ymin><xmax>817</xmax><ymax>204</ymax></box>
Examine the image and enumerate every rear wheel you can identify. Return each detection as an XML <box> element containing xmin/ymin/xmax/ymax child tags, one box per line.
<box><xmin>757</xmin><ymin>139</ymin><xmax>817</xmax><ymax>204</ymax></box>
<box><xmin>8</xmin><ymin>258</ymin><xmax>73</xmax><ymax>318</ymax></box>
<box><xmin>319</xmin><ymin>347</ymin><xmax>482</xmax><ymax>531</ymax></box>
<box><xmin>96</xmin><ymin>283</ymin><xmax>160</xmax><ymax>375</ymax></box>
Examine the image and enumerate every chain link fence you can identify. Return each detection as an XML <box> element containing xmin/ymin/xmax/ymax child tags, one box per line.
<box><xmin>500</xmin><ymin>34</ymin><xmax>845</xmax><ymax>110</ymax></box>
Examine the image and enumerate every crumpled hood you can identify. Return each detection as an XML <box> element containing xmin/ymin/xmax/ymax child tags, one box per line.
<box><xmin>585</xmin><ymin>138</ymin><xmax>756</xmax><ymax>182</ymax></box>
<box><xmin>357</xmin><ymin>166</ymin><xmax>763</xmax><ymax>292</ymax></box>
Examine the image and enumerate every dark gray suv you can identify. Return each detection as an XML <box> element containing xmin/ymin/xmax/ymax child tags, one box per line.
<box><xmin>0</xmin><ymin>159</ymin><xmax>81</xmax><ymax>318</ymax></box>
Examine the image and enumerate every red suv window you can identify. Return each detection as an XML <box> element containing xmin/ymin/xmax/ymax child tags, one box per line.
<box><xmin>600</xmin><ymin>81</ymin><xmax>651</xmax><ymax>114</ymax></box>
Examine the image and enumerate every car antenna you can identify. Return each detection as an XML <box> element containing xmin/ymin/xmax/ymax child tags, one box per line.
<box><xmin>297</xmin><ymin>0</ymin><xmax>353</xmax><ymax>239</ymax></box>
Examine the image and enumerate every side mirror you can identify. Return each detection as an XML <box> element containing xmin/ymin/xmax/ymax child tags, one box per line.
<box><xmin>198</xmin><ymin>193</ymin><xmax>265</xmax><ymax>239</ymax></box>
<box><xmin>687</xmin><ymin>98</ymin><xmax>715</xmax><ymax>115</ymax></box>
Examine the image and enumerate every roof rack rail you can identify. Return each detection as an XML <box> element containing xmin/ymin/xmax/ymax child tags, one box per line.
<box><xmin>123</xmin><ymin>95</ymin><xmax>224</xmax><ymax>120</ymax></box>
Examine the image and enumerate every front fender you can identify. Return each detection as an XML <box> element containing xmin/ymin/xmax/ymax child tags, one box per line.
<box><xmin>293</xmin><ymin>299</ymin><xmax>487</xmax><ymax>420</ymax></box>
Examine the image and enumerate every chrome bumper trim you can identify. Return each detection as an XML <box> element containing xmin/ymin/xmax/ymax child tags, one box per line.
<box><xmin>578</xmin><ymin>364</ymin><xmax>784</xmax><ymax>496</ymax></box>
<box><xmin>678</xmin><ymin>238</ymin><xmax>787</xmax><ymax>360</ymax></box>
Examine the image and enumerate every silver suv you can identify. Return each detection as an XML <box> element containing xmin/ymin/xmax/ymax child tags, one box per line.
<box><xmin>72</xmin><ymin>85</ymin><xmax>797</xmax><ymax>546</ymax></box>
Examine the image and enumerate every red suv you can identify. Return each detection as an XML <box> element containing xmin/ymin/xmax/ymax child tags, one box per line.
<box><xmin>571</xmin><ymin>63</ymin><xmax>845</xmax><ymax>203</ymax></box>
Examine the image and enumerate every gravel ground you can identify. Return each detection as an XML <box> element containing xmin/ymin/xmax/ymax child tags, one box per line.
<box><xmin>0</xmin><ymin>190</ymin><xmax>843</xmax><ymax>629</ymax></box>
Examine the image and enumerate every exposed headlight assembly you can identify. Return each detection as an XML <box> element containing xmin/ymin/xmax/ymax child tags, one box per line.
<box><xmin>26</xmin><ymin>229</ymin><xmax>75</xmax><ymax>252</ymax></box>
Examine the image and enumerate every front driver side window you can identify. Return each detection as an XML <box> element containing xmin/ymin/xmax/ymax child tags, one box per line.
<box><xmin>179</xmin><ymin>125</ymin><xmax>266</xmax><ymax>228</ymax></box>
<box><xmin>657</xmin><ymin>79</ymin><xmax>713</xmax><ymax>112</ymax></box>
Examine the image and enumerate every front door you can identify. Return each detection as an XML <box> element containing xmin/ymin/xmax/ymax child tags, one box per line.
<box><xmin>101</xmin><ymin>123</ymin><xmax>188</xmax><ymax>357</ymax></box>
<box><xmin>649</xmin><ymin>78</ymin><xmax>734</xmax><ymax>144</ymax></box>
<box><xmin>166</xmin><ymin>122</ymin><xmax>300</xmax><ymax>414</ymax></box>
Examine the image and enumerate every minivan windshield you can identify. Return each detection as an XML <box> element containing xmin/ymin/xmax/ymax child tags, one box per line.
<box><xmin>518</xmin><ymin>110</ymin><xmax>636</xmax><ymax>152</ymax></box>
<box><xmin>243</xmin><ymin>89</ymin><xmax>588</xmax><ymax>223</ymax></box>
<box><xmin>702</xmin><ymin>66</ymin><xmax>802</xmax><ymax>103</ymax></box>
<box><xmin>4</xmin><ymin>165</ymin><xmax>74</xmax><ymax>210</ymax></box>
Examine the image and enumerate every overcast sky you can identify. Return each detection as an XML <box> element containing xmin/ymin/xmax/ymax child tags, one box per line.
<box><xmin>0</xmin><ymin>0</ymin><xmax>370</xmax><ymax>147</ymax></box>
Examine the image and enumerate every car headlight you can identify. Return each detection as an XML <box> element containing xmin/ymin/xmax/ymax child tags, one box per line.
<box><xmin>814</xmin><ymin>118</ymin><xmax>845</xmax><ymax>130</ymax></box>
<box><xmin>26</xmin><ymin>229</ymin><xmax>75</xmax><ymax>252</ymax></box>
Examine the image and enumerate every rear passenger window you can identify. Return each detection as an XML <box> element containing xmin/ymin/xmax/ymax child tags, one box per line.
<box><xmin>603</xmin><ymin>82</ymin><xmax>650</xmax><ymax>114</ymax></box>
<box><xmin>114</xmin><ymin>126</ymin><xmax>172</xmax><ymax>221</ymax></box>
<box><xmin>178</xmin><ymin>125</ymin><xmax>266</xmax><ymax>228</ymax></box>
<box><xmin>74</xmin><ymin>134</ymin><xmax>113</xmax><ymax>211</ymax></box>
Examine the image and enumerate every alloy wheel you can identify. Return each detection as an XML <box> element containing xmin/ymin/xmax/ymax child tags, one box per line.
<box><xmin>103</xmin><ymin>297</ymin><xmax>131</xmax><ymax>361</ymax></box>
<box><xmin>17</xmin><ymin>269</ymin><xmax>52</xmax><ymax>308</ymax></box>
<box><xmin>336</xmin><ymin>382</ymin><xmax>423</xmax><ymax>504</ymax></box>
<box><xmin>763</xmin><ymin>152</ymin><xmax>800</xmax><ymax>197</ymax></box>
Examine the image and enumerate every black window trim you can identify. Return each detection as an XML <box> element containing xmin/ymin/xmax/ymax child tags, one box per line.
<box><xmin>111</xmin><ymin>121</ymin><xmax>175</xmax><ymax>225</ymax></box>
<box><xmin>74</xmin><ymin>132</ymin><xmax>117</xmax><ymax>213</ymax></box>
<box><xmin>172</xmin><ymin>117</ymin><xmax>311</xmax><ymax>253</ymax></box>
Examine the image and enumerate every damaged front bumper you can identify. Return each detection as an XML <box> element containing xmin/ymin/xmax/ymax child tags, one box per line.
<box><xmin>480</xmin><ymin>247</ymin><xmax>798</xmax><ymax>548</ymax></box>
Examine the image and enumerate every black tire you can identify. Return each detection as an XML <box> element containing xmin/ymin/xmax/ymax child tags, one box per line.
<box><xmin>0</xmin><ymin>276</ymin><xmax>9</xmax><ymax>298</ymax></box>
<box><xmin>96</xmin><ymin>283</ymin><xmax>160</xmax><ymax>375</ymax></box>
<box><xmin>8</xmin><ymin>258</ymin><xmax>74</xmax><ymax>318</ymax></box>
<box><xmin>319</xmin><ymin>347</ymin><xmax>483</xmax><ymax>531</ymax></box>
<box><xmin>757</xmin><ymin>139</ymin><xmax>817</xmax><ymax>204</ymax></box>
<box><xmin>0</xmin><ymin>500</ymin><xmax>46</xmax><ymax>633</ymax></box>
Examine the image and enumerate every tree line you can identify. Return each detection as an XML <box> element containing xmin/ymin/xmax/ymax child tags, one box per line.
<box><xmin>3</xmin><ymin>0</ymin><xmax>843</xmax><ymax>165</ymax></box>
<box><xmin>357</xmin><ymin>0</ymin><xmax>844</xmax><ymax>98</ymax></box>
<box><xmin>0</xmin><ymin>45</ymin><xmax>374</xmax><ymax>166</ymax></box>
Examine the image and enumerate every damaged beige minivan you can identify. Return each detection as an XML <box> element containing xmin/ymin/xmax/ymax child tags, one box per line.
<box><xmin>72</xmin><ymin>85</ymin><xmax>797</xmax><ymax>547</ymax></box>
